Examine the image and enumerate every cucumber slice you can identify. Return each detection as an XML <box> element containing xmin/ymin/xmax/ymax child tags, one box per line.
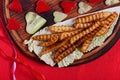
<box><xmin>25</xmin><ymin>12</ymin><xmax>47</xmax><ymax>34</ymax></box>
<box><xmin>105</xmin><ymin>0</ymin><xmax>120</xmax><ymax>6</ymax></box>
<box><xmin>78</xmin><ymin>2</ymin><xmax>92</xmax><ymax>14</ymax></box>
<box><xmin>53</xmin><ymin>11</ymin><xmax>68</xmax><ymax>23</ymax></box>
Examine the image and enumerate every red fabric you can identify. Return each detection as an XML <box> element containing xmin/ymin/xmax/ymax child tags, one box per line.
<box><xmin>0</xmin><ymin>13</ymin><xmax>120</xmax><ymax>80</ymax></box>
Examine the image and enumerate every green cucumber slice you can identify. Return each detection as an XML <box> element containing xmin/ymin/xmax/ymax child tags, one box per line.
<box><xmin>53</xmin><ymin>11</ymin><xmax>68</xmax><ymax>23</ymax></box>
<box><xmin>25</xmin><ymin>12</ymin><xmax>47</xmax><ymax>34</ymax></box>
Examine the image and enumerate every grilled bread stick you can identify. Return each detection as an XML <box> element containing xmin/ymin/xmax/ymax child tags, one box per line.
<box><xmin>96</xmin><ymin>12</ymin><xmax>118</xmax><ymax>36</ymax></box>
<box><xmin>80</xmin><ymin>12</ymin><xmax>118</xmax><ymax>52</ymax></box>
<box><xmin>101</xmin><ymin>12</ymin><xmax>118</xmax><ymax>25</ymax></box>
<box><xmin>80</xmin><ymin>28</ymin><xmax>101</xmax><ymax>52</ymax></box>
<box><xmin>39</xmin><ymin>39</ymin><xmax>69</xmax><ymax>56</ymax></box>
<box><xmin>59</xmin><ymin>29</ymin><xmax>82</xmax><ymax>40</ymax></box>
<box><xmin>70</xmin><ymin>21</ymin><xmax>101</xmax><ymax>44</ymax></box>
<box><xmin>54</xmin><ymin>40</ymin><xmax>82</xmax><ymax>63</ymax></box>
<box><xmin>54</xmin><ymin>27</ymin><xmax>102</xmax><ymax>63</ymax></box>
<box><xmin>80</xmin><ymin>37</ymin><xmax>93</xmax><ymax>53</ymax></box>
<box><xmin>75</xmin><ymin>12</ymin><xmax>111</xmax><ymax>23</ymax></box>
<box><xmin>95</xmin><ymin>25</ymin><xmax>109</xmax><ymax>36</ymax></box>
<box><xmin>48</xmin><ymin>26</ymin><xmax>75</xmax><ymax>33</ymax></box>
<box><xmin>54</xmin><ymin>42</ymin><xmax>72</xmax><ymax>59</ymax></box>
<box><xmin>32</xmin><ymin>34</ymin><xmax>58</xmax><ymax>41</ymax></box>
<box><xmin>38</xmin><ymin>36</ymin><xmax>59</xmax><ymax>47</ymax></box>
<box><xmin>54</xmin><ymin>29</ymin><xmax>84</xmax><ymax>58</ymax></box>
<box><xmin>75</xmin><ymin>22</ymin><xmax>93</xmax><ymax>29</ymax></box>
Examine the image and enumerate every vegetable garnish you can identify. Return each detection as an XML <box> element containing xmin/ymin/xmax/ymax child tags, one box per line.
<box><xmin>78</xmin><ymin>2</ymin><xmax>92</xmax><ymax>14</ymax></box>
<box><xmin>7</xmin><ymin>18</ymin><xmax>21</xmax><ymax>30</ymax></box>
<box><xmin>53</xmin><ymin>11</ymin><xmax>68</xmax><ymax>23</ymax></box>
<box><xmin>88</xmin><ymin>0</ymin><xmax>101</xmax><ymax>3</ymax></box>
<box><xmin>8</xmin><ymin>0</ymin><xmax>23</xmax><ymax>12</ymax></box>
<box><xmin>61</xmin><ymin>1</ymin><xmax>77</xmax><ymax>13</ymax></box>
<box><xmin>36</xmin><ymin>0</ymin><xmax>51</xmax><ymax>13</ymax></box>
<box><xmin>25</xmin><ymin>12</ymin><xmax>47</xmax><ymax>34</ymax></box>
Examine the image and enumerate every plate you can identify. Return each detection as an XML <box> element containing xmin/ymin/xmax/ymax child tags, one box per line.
<box><xmin>2</xmin><ymin>0</ymin><xmax>120</xmax><ymax>66</ymax></box>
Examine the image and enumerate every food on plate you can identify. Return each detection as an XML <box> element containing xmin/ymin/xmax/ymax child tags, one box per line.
<box><xmin>36</xmin><ymin>0</ymin><xmax>51</xmax><ymax>13</ymax></box>
<box><xmin>54</xmin><ymin>42</ymin><xmax>80</xmax><ymax>63</ymax></box>
<box><xmin>54</xmin><ymin>42</ymin><xmax>72</xmax><ymax>59</ymax></box>
<box><xmin>70</xmin><ymin>21</ymin><xmax>101</xmax><ymax>44</ymax></box>
<box><xmin>105</xmin><ymin>0</ymin><xmax>120</xmax><ymax>6</ymax></box>
<box><xmin>75</xmin><ymin>12</ymin><xmax>111</xmax><ymax>23</ymax></box>
<box><xmin>7</xmin><ymin>18</ymin><xmax>21</xmax><ymax>30</ymax></box>
<box><xmin>48</xmin><ymin>26</ymin><xmax>76</xmax><ymax>33</ymax></box>
<box><xmin>102</xmin><ymin>12</ymin><xmax>118</xmax><ymax>25</ymax></box>
<box><xmin>38</xmin><ymin>35</ymin><xmax>59</xmax><ymax>47</ymax></box>
<box><xmin>80</xmin><ymin>36</ymin><xmax>93</xmax><ymax>53</ymax></box>
<box><xmin>96</xmin><ymin>12</ymin><xmax>118</xmax><ymax>36</ymax></box>
<box><xmin>54</xmin><ymin>28</ymin><xmax>99</xmax><ymax>63</ymax></box>
<box><xmin>8</xmin><ymin>0</ymin><xmax>23</xmax><ymax>12</ymax></box>
<box><xmin>53</xmin><ymin>11</ymin><xmax>68</xmax><ymax>23</ymax></box>
<box><xmin>96</xmin><ymin>25</ymin><xmax>109</xmax><ymax>36</ymax></box>
<box><xmin>39</xmin><ymin>39</ymin><xmax>69</xmax><ymax>56</ymax></box>
<box><xmin>25</xmin><ymin>12</ymin><xmax>47</xmax><ymax>34</ymax></box>
<box><xmin>61</xmin><ymin>1</ymin><xmax>77</xmax><ymax>13</ymax></box>
<box><xmin>32</xmin><ymin>34</ymin><xmax>58</xmax><ymax>41</ymax></box>
<box><xmin>59</xmin><ymin>29</ymin><xmax>82</xmax><ymax>40</ymax></box>
<box><xmin>80</xmin><ymin>28</ymin><xmax>100</xmax><ymax>52</ymax></box>
<box><xmin>74</xmin><ymin>22</ymin><xmax>93</xmax><ymax>29</ymax></box>
<box><xmin>58</xmin><ymin>49</ymin><xmax>83</xmax><ymax>67</ymax></box>
<box><xmin>78</xmin><ymin>2</ymin><xmax>92</xmax><ymax>14</ymax></box>
<box><xmin>53</xmin><ymin>42</ymin><xmax>79</xmax><ymax>63</ymax></box>
<box><xmin>71</xmin><ymin>12</ymin><xmax>117</xmax><ymax>44</ymax></box>
<box><xmin>24</xmin><ymin>11</ymin><xmax>118</xmax><ymax>67</ymax></box>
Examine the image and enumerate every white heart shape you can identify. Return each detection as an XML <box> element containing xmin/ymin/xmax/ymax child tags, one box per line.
<box><xmin>105</xmin><ymin>0</ymin><xmax>120</xmax><ymax>6</ymax></box>
<box><xmin>53</xmin><ymin>11</ymin><xmax>68</xmax><ymax>23</ymax></box>
<box><xmin>78</xmin><ymin>2</ymin><xmax>92</xmax><ymax>14</ymax></box>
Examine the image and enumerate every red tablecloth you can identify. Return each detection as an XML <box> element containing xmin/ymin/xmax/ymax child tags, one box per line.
<box><xmin>0</xmin><ymin>10</ymin><xmax>120</xmax><ymax>80</ymax></box>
